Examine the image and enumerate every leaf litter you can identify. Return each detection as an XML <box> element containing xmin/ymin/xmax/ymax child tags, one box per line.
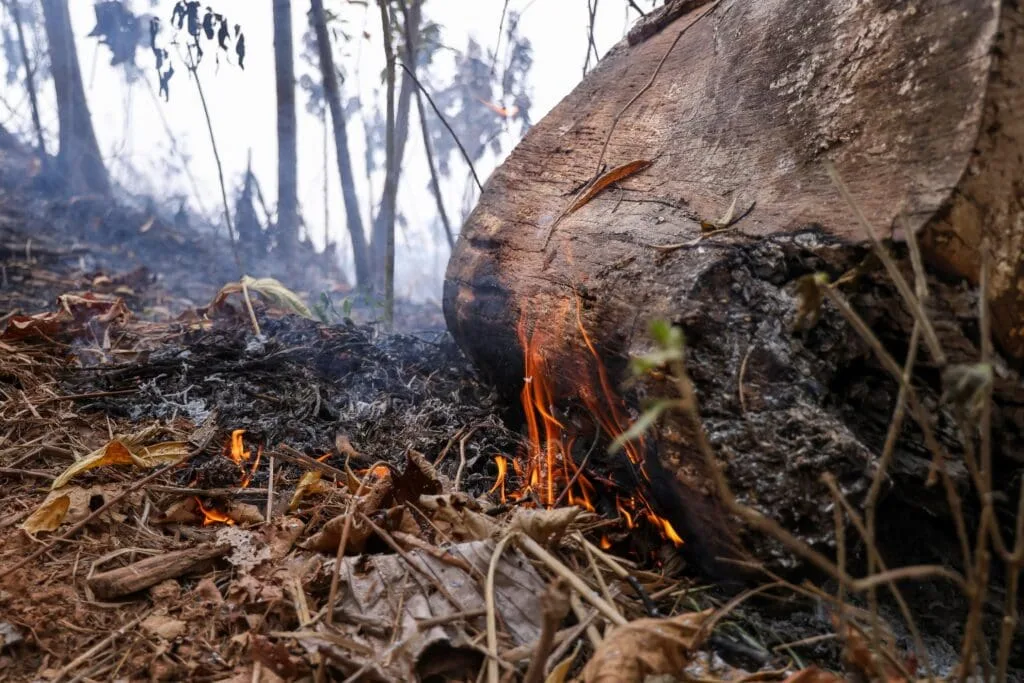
<box><xmin>0</xmin><ymin>246</ymin><xmax>921</xmax><ymax>682</ymax></box>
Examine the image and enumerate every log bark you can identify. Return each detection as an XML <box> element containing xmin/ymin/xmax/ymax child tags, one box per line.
<box><xmin>445</xmin><ymin>0</ymin><xmax>1024</xmax><ymax>575</ymax></box>
<box><xmin>87</xmin><ymin>544</ymin><xmax>229</xmax><ymax>599</ymax></box>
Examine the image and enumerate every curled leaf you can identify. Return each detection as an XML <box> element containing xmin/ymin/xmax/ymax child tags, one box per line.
<box><xmin>21</xmin><ymin>493</ymin><xmax>71</xmax><ymax>535</ymax></box>
<box><xmin>583</xmin><ymin>609</ymin><xmax>712</xmax><ymax>683</ymax></box>
<box><xmin>52</xmin><ymin>440</ymin><xmax>189</xmax><ymax>489</ymax></box>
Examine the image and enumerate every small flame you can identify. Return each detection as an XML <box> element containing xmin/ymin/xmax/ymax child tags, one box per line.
<box><xmin>488</xmin><ymin>456</ymin><xmax>508</xmax><ymax>504</ymax></box>
<box><xmin>195</xmin><ymin>497</ymin><xmax>234</xmax><ymax>526</ymax></box>
<box><xmin>226</xmin><ymin>429</ymin><xmax>251</xmax><ymax>465</ymax></box>
<box><xmin>240</xmin><ymin>445</ymin><xmax>262</xmax><ymax>489</ymax></box>
<box><xmin>599</xmin><ymin>535</ymin><xmax>613</xmax><ymax>550</ymax></box>
<box><xmin>649</xmin><ymin>512</ymin><xmax>685</xmax><ymax>547</ymax></box>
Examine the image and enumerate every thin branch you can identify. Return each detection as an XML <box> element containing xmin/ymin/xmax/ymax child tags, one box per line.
<box><xmin>398</xmin><ymin>62</ymin><xmax>483</xmax><ymax>191</ymax></box>
<box><xmin>186</xmin><ymin>47</ymin><xmax>243</xmax><ymax>277</ymax></box>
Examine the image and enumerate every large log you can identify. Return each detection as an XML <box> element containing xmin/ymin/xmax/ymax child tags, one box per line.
<box><xmin>445</xmin><ymin>0</ymin><xmax>1024</xmax><ymax>575</ymax></box>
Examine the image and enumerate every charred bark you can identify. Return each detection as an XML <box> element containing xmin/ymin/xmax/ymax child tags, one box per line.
<box><xmin>445</xmin><ymin>0</ymin><xmax>1024</xmax><ymax>575</ymax></box>
<box><xmin>41</xmin><ymin>0</ymin><xmax>109</xmax><ymax>196</ymax></box>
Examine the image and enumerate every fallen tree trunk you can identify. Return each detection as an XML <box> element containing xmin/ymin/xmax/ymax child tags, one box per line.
<box><xmin>445</xmin><ymin>0</ymin><xmax>1024</xmax><ymax>575</ymax></box>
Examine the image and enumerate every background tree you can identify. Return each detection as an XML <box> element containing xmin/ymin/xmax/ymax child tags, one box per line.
<box><xmin>273</xmin><ymin>0</ymin><xmax>299</xmax><ymax>263</ymax></box>
<box><xmin>1</xmin><ymin>0</ymin><xmax>46</xmax><ymax>163</ymax></box>
<box><xmin>310</xmin><ymin>0</ymin><xmax>370</xmax><ymax>290</ymax></box>
<box><xmin>41</xmin><ymin>0</ymin><xmax>109</xmax><ymax>195</ymax></box>
<box><xmin>369</xmin><ymin>0</ymin><xmax>421</xmax><ymax>290</ymax></box>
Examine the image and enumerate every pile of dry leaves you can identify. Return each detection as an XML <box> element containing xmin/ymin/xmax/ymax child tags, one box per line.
<box><xmin>0</xmin><ymin>281</ymin><xmax>928</xmax><ymax>682</ymax></box>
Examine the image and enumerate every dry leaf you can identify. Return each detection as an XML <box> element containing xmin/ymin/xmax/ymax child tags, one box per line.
<box><xmin>226</xmin><ymin>501</ymin><xmax>265</xmax><ymax>525</ymax></box>
<box><xmin>583</xmin><ymin>609</ymin><xmax>713</xmax><ymax>683</ymax></box>
<box><xmin>289</xmin><ymin>471</ymin><xmax>330</xmax><ymax>511</ymax></box>
<box><xmin>209</xmin><ymin>276</ymin><xmax>313</xmax><ymax>319</ymax></box>
<box><xmin>20</xmin><ymin>493</ymin><xmax>71</xmax><ymax>534</ymax></box>
<box><xmin>301</xmin><ymin>512</ymin><xmax>373</xmax><ymax>554</ymax></box>
<box><xmin>568</xmin><ymin>160</ymin><xmax>652</xmax><ymax>214</ymax></box>
<box><xmin>22</xmin><ymin>485</ymin><xmax>118</xmax><ymax>534</ymax></box>
<box><xmin>510</xmin><ymin>506</ymin><xmax>581</xmax><ymax>543</ymax></box>
<box><xmin>545</xmin><ymin>642</ymin><xmax>581</xmax><ymax>683</ymax></box>
<box><xmin>141</xmin><ymin>614</ymin><xmax>186</xmax><ymax>640</ymax></box>
<box><xmin>52</xmin><ymin>439</ymin><xmax>189</xmax><ymax>489</ymax></box>
<box><xmin>419</xmin><ymin>493</ymin><xmax>498</xmax><ymax>540</ymax></box>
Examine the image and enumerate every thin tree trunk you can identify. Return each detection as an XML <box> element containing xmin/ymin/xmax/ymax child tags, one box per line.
<box><xmin>398</xmin><ymin>2</ymin><xmax>453</xmax><ymax>249</ymax></box>
<box><xmin>4</xmin><ymin>0</ymin><xmax>47</xmax><ymax>162</ymax></box>
<box><xmin>377</xmin><ymin>0</ymin><xmax>397</xmax><ymax>329</ymax></box>
<box><xmin>273</xmin><ymin>0</ymin><xmax>299</xmax><ymax>263</ymax></box>
<box><xmin>310</xmin><ymin>0</ymin><xmax>371</xmax><ymax>289</ymax></box>
<box><xmin>370</xmin><ymin>0</ymin><xmax>420</xmax><ymax>287</ymax></box>
<box><xmin>40</xmin><ymin>0</ymin><xmax>109</xmax><ymax>196</ymax></box>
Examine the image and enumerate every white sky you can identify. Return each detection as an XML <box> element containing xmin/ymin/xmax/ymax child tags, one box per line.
<box><xmin>5</xmin><ymin>1</ymin><xmax>645</xmax><ymax>300</ymax></box>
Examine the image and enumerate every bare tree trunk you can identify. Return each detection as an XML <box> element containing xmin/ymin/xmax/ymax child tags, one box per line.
<box><xmin>398</xmin><ymin>1</ymin><xmax>454</xmax><ymax>250</ymax></box>
<box><xmin>310</xmin><ymin>0</ymin><xmax>371</xmax><ymax>289</ymax></box>
<box><xmin>377</xmin><ymin>0</ymin><xmax>398</xmax><ymax>329</ymax></box>
<box><xmin>40</xmin><ymin>0</ymin><xmax>109</xmax><ymax>196</ymax></box>
<box><xmin>3</xmin><ymin>0</ymin><xmax>47</xmax><ymax>163</ymax></box>
<box><xmin>273</xmin><ymin>0</ymin><xmax>299</xmax><ymax>263</ymax></box>
<box><xmin>370</xmin><ymin>0</ymin><xmax>421</xmax><ymax>289</ymax></box>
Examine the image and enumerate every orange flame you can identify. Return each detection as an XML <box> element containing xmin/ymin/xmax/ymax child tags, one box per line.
<box><xmin>488</xmin><ymin>456</ymin><xmax>508</xmax><ymax>504</ymax></box>
<box><xmin>477</xmin><ymin>96</ymin><xmax>519</xmax><ymax>118</ymax></box>
<box><xmin>226</xmin><ymin>429</ymin><xmax>251</xmax><ymax>464</ymax></box>
<box><xmin>195</xmin><ymin>497</ymin><xmax>234</xmax><ymax>526</ymax></box>
<box><xmin>507</xmin><ymin>300</ymin><xmax>685</xmax><ymax>549</ymax></box>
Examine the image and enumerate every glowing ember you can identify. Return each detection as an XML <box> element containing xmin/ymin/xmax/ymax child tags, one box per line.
<box><xmin>357</xmin><ymin>465</ymin><xmax>391</xmax><ymax>479</ymax></box>
<box><xmin>195</xmin><ymin>497</ymin><xmax>234</xmax><ymax>526</ymax></box>
<box><xmin>503</xmin><ymin>300</ymin><xmax>685</xmax><ymax>549</ymax></box>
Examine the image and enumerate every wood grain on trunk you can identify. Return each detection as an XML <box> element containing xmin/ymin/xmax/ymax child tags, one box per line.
<box><xmin>445</xmin><ymin>0</ymin><xmax>1024</xmax><ymax>574</ymax></box>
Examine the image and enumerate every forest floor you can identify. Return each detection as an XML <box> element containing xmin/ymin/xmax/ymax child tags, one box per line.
<box><xmin>0</xmin><ymin>137</ymin><xmax>962</xmax><ymax>682</ymax></box>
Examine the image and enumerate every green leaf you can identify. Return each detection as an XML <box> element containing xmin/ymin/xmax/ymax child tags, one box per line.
<box><xmin>608</xmin><ymin>400</ymin><xmax>678</xmax><ymax>454</ymax></box>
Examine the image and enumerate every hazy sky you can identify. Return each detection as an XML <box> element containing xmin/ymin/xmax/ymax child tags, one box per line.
<box><xmin>5</xmin><ymin>1</ymin><xmax>644</xmax><ymax>299</ymax></box>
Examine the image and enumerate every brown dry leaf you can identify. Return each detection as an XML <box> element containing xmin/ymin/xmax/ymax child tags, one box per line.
<box><xmin>226</xmin><ymin>501</ymin><xmax>265</xmax><ymax>525</ymax></box>
<box><xmin>141</xmin><ymin>614</ymin><xmax>186</xmax><ymax>640</ymax></box>
<box><xmin>52</xmin><ymin>439</ymin><xmax>189</xmax><ymax>489</ymax></box>
<box><xmin>1</xmin><ymin>292</ymin><xmax>130</xmax><ymax>342</ymax></box>
<box><xmin>20</xmin><ymin>493</ymin><xmax>71</xmax><ymax>534</ymax></box>
<box><xmin>21</xmin><ymin>485</ymin><xmax>120</xmax><ymax>534</ymax></box>
<box><xmin>301</xmin><ymin>512</ymin><xmax>373</xmax><ymax>554</ymax></box>
<box><xmin>388</xmin><ymin>449</ymin><xmax>443</xmax><ymax>505</ymax></box>
<box><xmin>299</xmin><ymin>539</ymin><xmax>545</xmax><ymax>681</ymax></box>
<box><xmin>567</xmin><ymin>160</ymin><xmax>652</xmax><ymax>214</ymax></box>
<box><xmin>546</xmin><ymin>642</ymin><xmax>581</xmax><ymax>683</ymax></box>
<box><xmin>288</xmin><ymin>471</ymin><xmax>330</xmax><ymax>511</ymax></box>
<box><xmin>419</xmin><ymin>493</ymin><xmax>498</xmax><ymax>540</ymax></box>
<box><xmin>510</xmin><ymin>506</ymin><xmax>581</xmax><ymax>543</ymax></box>
<box><xmin>582</xmin><ymin>609</ymin><xmax>713</xmax><ymax>683</ymax></box>
<box><xmin>267</xmin><ymin>516</ymin><xmax>305</xmax><ymax>559</ymax></box>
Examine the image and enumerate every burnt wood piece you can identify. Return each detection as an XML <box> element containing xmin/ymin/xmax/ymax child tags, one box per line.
<box><xmin>88</xmin><ymin>544</ymin><xmax>229</xmax><ymax>599</ymax></box>
<box><xmin>445</xmin><ymin>0</ymin><xmax>1024</xmax><ymax>575</ymax></box>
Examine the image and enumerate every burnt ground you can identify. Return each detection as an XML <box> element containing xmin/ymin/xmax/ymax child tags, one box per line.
<box><xmin>1</xmin><ymin>132</ymin><xmax>1020</xmax><ymax>680</ymax></box>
